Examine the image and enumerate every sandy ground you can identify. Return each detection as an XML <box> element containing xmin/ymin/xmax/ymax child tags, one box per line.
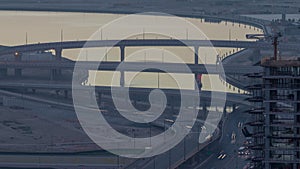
<box><xmin>0</xmin><ymin>96</ymin><xmax>99</xmax><ymax>152</ymax></box>
<box><xmin>0</xmin><ymin>90</ymin><xmax>165</xmax><ymax>153</ymax></box>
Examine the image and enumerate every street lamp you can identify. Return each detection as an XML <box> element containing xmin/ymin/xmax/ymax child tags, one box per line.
<box><xmin>14</xmin><ymin>52</ymin><xmax>19</xmax><ymax>57</ymax></box>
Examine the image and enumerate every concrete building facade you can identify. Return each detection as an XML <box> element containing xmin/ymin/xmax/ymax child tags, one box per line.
<box><xmin>247</xmin><ymin>58</ymin><xmax>300</xmax><ymax>169</ymax></box>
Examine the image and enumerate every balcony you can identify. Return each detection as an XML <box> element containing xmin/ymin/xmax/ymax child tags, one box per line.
<box><xmin>249</xmin><ymin>144</ymin><xmax>264</xmax><ymax>150</ymax></box>
<box><xmin>270</xmin><ymin>94</ymin><xmax>294</xmax><ymax>100</ymax></box>
<box><xmin>246</xmin><ymin>121</ymin><xmax>264</xmax><ymax>126</ymax></box>
<box><xmin>251</xmin><ymin>156</ymin><xmax>263</xmax><ymax>162</ymax></box>
<box><xmin>252</xmin><ymin>132</ymin><xmax>265</xmax><ymax>137</ymax></box>
<box><xmin>269</xmin><ymin>135</ymin><xmax>300</xmax><ymax>139</ymax></box>
<box><xmin>245</xmin><ymin>73</ymin><xmax>263</xmax><ymax>78</ymax></box>
<box><xmin>268</xmin><ymin>155</ymin><xmax>296</xmax><ymax>163</ymax></box>
<box><xmin>246</xmin><ymin>96</ymin><xmax>263</xmax><ymax>102</ymax></box>
<box><xmin>270</xmin><ymin>107</ymin><xmax>295</xmax><ymax>113</ymax></box>
<box><xmin>246</xmin><ymin>84</ymin><xmax>263</xmax><ymax>90</ymax></box>
<box><xmin>264</xmin><ymin>82</ymin><xmax>300</xmax><ymax>89</ymax></box>
<box><xmin>245</xmin><ymin>108</ymin><xmax>264</xmax><ymax>114</ymax></box>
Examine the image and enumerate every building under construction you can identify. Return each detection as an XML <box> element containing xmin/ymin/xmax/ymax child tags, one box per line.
<box><xmin>246</xmin><ymin>57</ymin><xmax>300</xmax><ymax>169</ymax></box>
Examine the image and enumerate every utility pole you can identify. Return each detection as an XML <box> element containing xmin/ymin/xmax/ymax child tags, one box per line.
<box><xmin>25</xmin><ymin>32</ymin><xmax>28</xmax><ymax>45</ymax></box>
<box><xmin>60</xmin><ymin>29</ymin><xmax>63</xmax><ymax>42</ymax></box>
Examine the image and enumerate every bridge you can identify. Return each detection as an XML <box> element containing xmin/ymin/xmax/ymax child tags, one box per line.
<box><xmin>0</xmin><ymin>20</ymin><xmax>277</xmax><ymax>169</ymax></box>
<box><xmin>0</xmin><ymin>61</ymin><xmax>261</xmax><ymax>75</ymax></box>
<box><xmin>1</xmin><ymin>39</ymin><xmax>300</xmax><ymax>57</ymax></box>
<box><xmin>0</xmin><ymin>38</ymin><xmax>275</xmax><ymax>107</ymax></box>
<box><xmin>0</xmin><ymin>79</ymin><xmax>249</xmax><ymax>106</ymax></box>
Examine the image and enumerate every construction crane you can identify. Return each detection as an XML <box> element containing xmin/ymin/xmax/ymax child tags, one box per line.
<box><xmin>246</xmin><ymin>32</ymin><xmax>282</xmax><ymax>60</ymax></box>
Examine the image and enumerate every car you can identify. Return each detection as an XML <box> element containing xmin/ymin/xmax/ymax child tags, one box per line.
<box><xmin>238</xmin><ymin>146</ymin><xmax>247</xmax><ymax>155</ymax></box>
<box><xmin>221</xmin><ymin>154</ymin><xmax>227</xmax><ymax>159</ymax></box>
<box><xmin>205</xmin><ymin>134</ymin><xmax>213</xmax><ymax>141</ymax></box>
<box><xmin>238</xmin><ymin>122</ymin><xmax>243</xmax><ymax>128</ymax></box>
<box><xmin>244</xmin><ymin>140</ymin><xmax>252</xmax><ymax>145</ymax></box>
<box><xmin>244</xmin><ymin>150</ymin><xmax>251</xmax><ymax>155</ymax></box>
<box><xmin>231</xmin><ymin>132</ymin><xmax>236</xmax><ymax>144</ymax></box>
<box><xmin>239</xmin><ymin>146</ymin><xmax>246</xmax><ymax>151</ymax></box>
<box><xmin>231</xmin><ymin>132</ymin><xmax>236</xmax><ymax>140</ymax></box>
<box><xmin>217</xmin><ymin>151</ymin><xmax>227</xmax><ymax>160</ymax></box>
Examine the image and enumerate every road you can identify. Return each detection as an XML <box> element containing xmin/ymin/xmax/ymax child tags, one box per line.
<box><xmin>0</xmin><ymin>154</ymin><xmax>125</xmax><ymax>169</ymax></box>
<box><xmin>1</xmin><ymin>40</ymin><xmax>300</xmax><ymax>56</ymax></box>
<box><xmin>0</xmin><ymin>61</ymin><xmax>262</xmax><ymax>75</ymax></box>
<box><xmin>195</xmin><ymin>105</ymin><xmax>251</xmax><ymax>169</ymax></box>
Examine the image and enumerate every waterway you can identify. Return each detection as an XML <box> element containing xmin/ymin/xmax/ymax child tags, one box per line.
<box><xmin>0</xmin><ymin>11</ymin><xmax>262</xmax><ymax>92</ymax></box>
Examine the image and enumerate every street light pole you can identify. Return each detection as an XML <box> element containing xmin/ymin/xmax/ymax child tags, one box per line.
<box><xmin>60</xmin><ymin>29</ymin><xmax>63</xmax><ymax>42</ymax></box>
<box><xmin>25</xmin><ymin>32</ymin><xmax>28</xmax><ymax>45</ymax></box>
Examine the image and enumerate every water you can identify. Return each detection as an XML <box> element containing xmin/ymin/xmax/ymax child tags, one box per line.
<box><xmin>0</xmin><ymin>11</ymin><xmax>262</xmax><ymax>92</ymax></box>
<box><xmin>243</xmin><ymin>14</ymin><xmax>300</xmax><ymax>21</ymax></box>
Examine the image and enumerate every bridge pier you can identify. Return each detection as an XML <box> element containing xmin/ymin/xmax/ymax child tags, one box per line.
<box><xmin>194</xmin><ymin>46</ymin><xmax>203</xmax><ymax>91</ymax></box>
<box><xmin>55</xmin><ymin>48</ymin><xmax>62</xmax><ymax>60</ymax></box>
<box><xmin>194</xmin><ymin>46</ymin><xmax>199</xmax><ymax>65</ymax></box>
<box><xmin>53</xmin><ymin>48</ymin><xmax>63</xmax><ymax>79</ymax></box>
<box><xmin>120</xmin><ymin>46</ymin><xmax>125</xmax><ymax>87</ymax></box>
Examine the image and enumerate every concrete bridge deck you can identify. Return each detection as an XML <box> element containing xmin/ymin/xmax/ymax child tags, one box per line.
<box><xmin>1</xmin><ymin>39</ymin><xmax>300</xmax><ymax>56</ymax></box>
<box><xmin>0</xmin><ymin>61</ymin><xmax>262</xmax><ymax>75</ymax></box>
<box><xmin>0</xmin><ymin>79</ymin><xmax>250</xmax><ymax>106</ymax></box>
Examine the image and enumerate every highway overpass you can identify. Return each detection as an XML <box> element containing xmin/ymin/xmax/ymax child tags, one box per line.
<box><xmin>0</xmin><ymin>61</ymin><xmax>262</xmax><ymax>75</ymax></box>
<box><xmin>1</xmin><ymin>39</ymin><xmax>300</xmax><ymax>56</ymax></box>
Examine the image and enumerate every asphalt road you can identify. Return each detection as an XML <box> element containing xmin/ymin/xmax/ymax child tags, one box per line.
<box><xmin>195</xmin><ymin>105</ymin><xmax>251</xmax><ymax>169</ymax></box>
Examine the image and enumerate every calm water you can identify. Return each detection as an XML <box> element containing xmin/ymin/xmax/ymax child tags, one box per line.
<box><xmin>0</xmin><ymin>11</ymin><xmax>262</xmax><ymax>92</ymax></box>
<box><xmin>243</xmin><ymin>14</ymin><xmax>300</xmax><ymax>21</ymax></box>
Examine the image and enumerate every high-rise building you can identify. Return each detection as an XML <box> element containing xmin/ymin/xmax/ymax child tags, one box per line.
<box><xmin>246</xmin><ymin>57</ymin><xmax>300</xmax><ymax>169</ymax></box>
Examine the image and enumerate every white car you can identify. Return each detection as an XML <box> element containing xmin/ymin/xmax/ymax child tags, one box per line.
<box><xmin>217</xmin><ymin>151</ymin><xmax>227</xmax><ymax>160</ymax></box>
<box><xmin>221</xmin><ymin>154</ymin><xmax>227</xmax><ymax>159</ymax></box>
<box><xmin>238</xmin><ymin>122</ymin><xmax>243</xmax><ymax>128</ymax></box>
